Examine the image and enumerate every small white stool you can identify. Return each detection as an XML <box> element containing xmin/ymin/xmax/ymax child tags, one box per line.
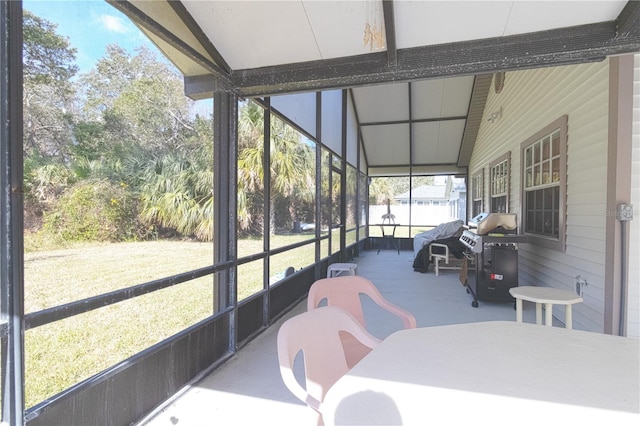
<box><xmin>327</xmin><ymin>263</ymin><xmax>358</xmax><ymax>278</ymax></box>
<box><xmin>509</xmin><ymin>286</ymin><xmax>583</xmax><ymax>329</ymax></box>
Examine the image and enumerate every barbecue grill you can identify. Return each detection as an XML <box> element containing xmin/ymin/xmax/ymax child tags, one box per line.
<box><xmin>459</xmin><ymin>213</ymin><xmax>527</xmax><ymax>307</ymax></box>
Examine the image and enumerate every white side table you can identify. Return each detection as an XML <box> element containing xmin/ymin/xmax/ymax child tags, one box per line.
<box><xmin>509</xmin><ymin>286</ymin><xmax>583</xmax><ymax>329</ymax></box>
<box><xmin>327</xmin><ymin>263</ymin><xmax>358</xmax><ymax>278</ymax></box>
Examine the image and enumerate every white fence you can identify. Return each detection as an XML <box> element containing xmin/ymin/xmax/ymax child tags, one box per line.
<box><xmin>369</xmin><ymin>204</ymin><xmax>458</xmax><ymax>226</ymax></box>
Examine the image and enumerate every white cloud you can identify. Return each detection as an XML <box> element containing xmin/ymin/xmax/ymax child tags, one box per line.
<box><xmin>99</xmin><ymin>14</ymin><xmax>129</xmax><ymax>34</ymax></box>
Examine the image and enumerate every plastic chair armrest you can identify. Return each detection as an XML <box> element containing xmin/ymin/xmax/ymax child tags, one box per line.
<box><xmin>375</xmin><ymin>299</ymin><xmax>417</xmax><ymax>329</ymax></box>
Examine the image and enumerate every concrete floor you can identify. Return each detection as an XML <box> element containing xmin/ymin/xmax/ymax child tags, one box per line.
<box><xmin>138</xmin><ymin>249</ymin><xmax>538</xmax><ymax>426</ymax></box>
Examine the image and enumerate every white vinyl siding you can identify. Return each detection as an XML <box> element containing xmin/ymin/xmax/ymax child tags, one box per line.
<box><xmin>470</xmin><ymin>62</ymin><xmax>610</xmax><ymax>332</ymax></box>
<box><xmin>628</xmin><ymin>54</ymin><xmax>640</xmax><ymax>338</ymax></box>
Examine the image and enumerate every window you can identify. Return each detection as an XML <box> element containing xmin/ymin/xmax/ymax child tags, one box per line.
<box><xmin>471</xmin><ymin>171</ymin><xmax>484</xmax><ymax>217</ymax></box>
<box><xmin>489</xmin><ymin>152</ymin><xmax>510</xmax><ymax>213</ymax></box>
<box><xmin>521</xmin><ymin>116</ymin><xmax>567</xmax><ymax>251</ymax></box>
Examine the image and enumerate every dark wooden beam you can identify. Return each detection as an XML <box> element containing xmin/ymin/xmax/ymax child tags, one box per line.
<box><xmin>107</xmin><ymin>1</ymin><xmax>233</xmax><ymax>88</ymax></box>
<box><xmin>382</xmin><ymin>0</ymin><xmax>397</xmax><ymax>66</ymax></box>
<box><xmin>167</xmin><ymin>0</ymin><xmax>231</xmax><ymax>74</ymax></box>
<box><xmin>360</xmin><ymin>115</ymin><xmax>467</xmax><ymax>127</ymax></box>
<box><xmin>223</xmin><ymin>19</ymin><xmax>639</xmax><ymax>98</ymax></box>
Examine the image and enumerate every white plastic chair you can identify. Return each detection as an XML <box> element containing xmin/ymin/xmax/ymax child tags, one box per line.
<box><xmin>276</xmin><ymin>306</ymin><xmax>381</xmax><ymax>416</ymax></box>
<box><xmin>429</xmin><ymin>242</ymin><xmax>464</xmax><ymax>276</ymax></box>
<box><xmin>307</xmin><ymin>275</ymin><xmax>417</xmax><ymax>367</ymax></box>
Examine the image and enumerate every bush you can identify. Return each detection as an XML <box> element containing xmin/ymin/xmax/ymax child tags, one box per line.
<box><xmin>43</xmin><ymin>179</ymin><xmax>143</xmax><ymax>242</ymax></box>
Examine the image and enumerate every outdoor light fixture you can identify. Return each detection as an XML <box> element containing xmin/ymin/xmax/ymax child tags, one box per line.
<box><xmin>487</xmin><ymin>107</ymin><xmax>503</xmax><ymax>124</ymax></box>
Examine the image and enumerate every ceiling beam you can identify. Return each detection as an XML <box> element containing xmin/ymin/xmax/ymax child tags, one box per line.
<box><xmin>368</xmin><ymin>164</ymin><xmax>466</xmax><ymax>177</ymax></box>
<box><xmin>107</xmin><ymin>1</ymin><xmax>233</xmax><ymax>88</ymax></box>
<box><xmin>167</xmin><ymin>0</ymin><xmax>231</xmax><ymax>74</ymax></box>
<box><xmin>616</xmin><ymin>0</ymin><xmax>640</xmax><ymax>38</ymax></box>
<box><xmin>360</xmin><ymin>115</ymin><xmax>467</xmax><ymax>127</ymax></box>
<box><xmin>458</xmin><ymin>74</ymin><xmax>492</xmax><ymax>168</ymax></box>
<box><xmin>382</xmin><ymin>0</ymin><xmax>397</xmax><ymax>67</ymax></box>
<box><xmin>217</xmin><ymin>19</ymin><xmax>639</xmax><ymax>98</ymax></box>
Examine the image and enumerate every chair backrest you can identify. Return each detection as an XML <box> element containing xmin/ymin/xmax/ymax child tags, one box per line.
<box><xmin>307</xmin><ymin>275</ymin><xmax>417</xmax><ymax>329</ymax></box>
<box><xmin>276</xmin><ymin>306</ymin><xmax>380</xmax><ymax>413</ymax></box>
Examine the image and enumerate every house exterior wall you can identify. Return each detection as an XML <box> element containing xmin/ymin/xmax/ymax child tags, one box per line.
<box><xmin>628</xmin><ymin>54</ymin><xmax>640</xmax><ymax>338</ymax></box>
<box><xmin>470</xmin><ymin>60</ymin><xmax>613</xmax><ymax>332</ymax></box>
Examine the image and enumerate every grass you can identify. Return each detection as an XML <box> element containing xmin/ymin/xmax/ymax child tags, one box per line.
<box><xmin>22</xmin><ymin>233</ymin><xmax>328</xmax><ymax>409</ymax></box>
<box><xmin>24</xmin><ymin>240</ymin><xmax>216</xmax><ymax>408</ymax></box>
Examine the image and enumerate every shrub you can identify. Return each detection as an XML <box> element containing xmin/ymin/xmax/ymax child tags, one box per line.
<box><xmin>43</xmin><ymin>179</ymin><xmax>143</xmax><ymax>242</ymax></box>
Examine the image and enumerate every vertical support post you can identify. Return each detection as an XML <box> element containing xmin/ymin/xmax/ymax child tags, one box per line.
<box><xmin>315</xmin><ymin>92</ymin><xmax>322</xmax><ymax>275</ymax></box>
<box><xmin>408</xmin><ymin>82</ymin><xmax>414</xmax><ymax>237</ymax></box>
<box><xmin>213</xmin><ymin>91</ymin><xmax>238</xmax><ymax>347</ymax></box>
<box><xmin>356</xmin><ymin>123</ymin><xmax>364</xmax><ymax>245</ymax></box>
<box><xmin>1</xmin><ymin>0</ymin><xmax>25</xmax><ymax>424</ymax></box>
<box><xmin>262</xmin><ymin>99</ymin><xmax>271</xmax><ymax>322</ymax></box>
<box><xmin>340</xmin><ymin>90</ymin><xmax>347</xmax><ymax>261</ymax></box>
<box><xmin>604</xmin><ymin>55</ymin><xmax>633</xmax><ymax>335</ymax></box>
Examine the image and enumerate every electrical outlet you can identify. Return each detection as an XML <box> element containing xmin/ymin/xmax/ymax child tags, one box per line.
<box><xmin>575</xmin><ymin>275</ymin><xmax>588</xmax><ymax>297</ymax></box>
<box><xmin>616</xmin><ymin>204</ymin><xmax>633</xmax><ymax>221</ymax></box>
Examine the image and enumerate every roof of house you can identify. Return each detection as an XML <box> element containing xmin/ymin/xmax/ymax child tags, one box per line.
<box><xmin>395</xmin><ymin>184</ymin><xmax>447</xmax><ymax>201</ymax></box>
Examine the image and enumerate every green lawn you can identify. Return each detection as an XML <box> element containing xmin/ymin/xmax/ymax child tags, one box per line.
<box><xmin>22</xmin><ymin>234</ymin><xmax>324</xmax><ymax>409</ymax></box>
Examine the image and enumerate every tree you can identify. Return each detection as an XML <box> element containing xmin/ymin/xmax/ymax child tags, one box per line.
<box><xmin>369</xmin><ymin>176</ymin><xmax>435</xmax><ymax>205</ymax></box>
<box><xmin>237</xmin><ymin>101</ymin><xmax>316</xmax><ymax>236</ymax></box>
<box><xmin>22</xmin><ymin>10</ymin><xmax>80</xmax><ymax>230</ymax></box>
<box><xmin>368</xmin><ymin>178</ymin><xmax>393</xmax><ymax>205</ymax></box>
<box><xmin>78</xmin><ymin>45</ymin><xmax>215</xmax><ymax>241</ymax></box>
<box><xmin>269</xmin><ymin>115</ymin><xmax>315</xmax><ymax>232</ymax></box>
<box><xmin>22</xmin><ymin>10</ymin><xmax>78</xmax><ymax>161</ymax></box>
<box><xmin>79</xmin><ymin>45</ymin><xmax>195</xmax><ymax>155</ymax></box>
<box><xmin>137</xmin><ymin>152</ymin><xmax>214</xmax><ymax>241</ymax></box>
<box><xmin>237</xmin><ymin>101</ymin><xmax>266</xmax><ymax>235</ymax></box>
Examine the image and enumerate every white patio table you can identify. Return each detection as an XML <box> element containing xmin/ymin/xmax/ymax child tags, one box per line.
<box><xmin>509</xmin><ymin>286</ymin><xmax>583</xmax><ymax>329</ymax></box>
<box><xmin>321</xmin><ymin>321</ymin><xmax>639</xmax><ymax>425</ymax></box>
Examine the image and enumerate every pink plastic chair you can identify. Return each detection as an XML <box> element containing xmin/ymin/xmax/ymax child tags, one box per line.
<box><xmin>277</xmin><ymin>306</ymin><xmax>381</xmax><ymax>416</ymax></box>
<box><xmin>307</xmin><ymin>275</ymin><xmax>417</xmax><ymax>368</ymax></box>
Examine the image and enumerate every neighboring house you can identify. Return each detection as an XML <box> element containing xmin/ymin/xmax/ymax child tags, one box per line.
<box><xmin>395</xmin><ymin>178</ymin><xmax>450</xmax><ymax>206</ymax></box>
<box><xmin>448</xmin><ymin>178</ymin><xmax>467</xmax><ymax>221</ymax></box>
<box><xmin>390</xmin><ymin>176</ymin><xmax>466</xmax><ymax>225</ymax></box>
<box><xmin>468</xmin><ymin>55</ymin><xmax>639</xmax><ymax>336</ymax></box>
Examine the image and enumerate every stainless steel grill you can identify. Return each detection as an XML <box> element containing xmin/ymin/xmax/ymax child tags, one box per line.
<box><xmin>460</xmin><ymin>230</ymin><xmax>527</xmax><ymax>254</ymax></box>
<box><xmin>459</xmin><ymin>213</ymin><xmax>527</xmax><ymax>307</ymax></box>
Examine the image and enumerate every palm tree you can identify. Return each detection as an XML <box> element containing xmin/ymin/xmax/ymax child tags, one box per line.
<box><xmin>237</xmin><ymin>100</ymin><xmax>266</xmax><ymax>235</ymax></box>
<box><xmin>137</xmin><ymin>152</ymin><xmax>214</xmax><ymax>241</ymax></box>
<box><xmin>237</xmin><ymin>101</ymin><xmax>316</xmax><ymax>236</ymax></box>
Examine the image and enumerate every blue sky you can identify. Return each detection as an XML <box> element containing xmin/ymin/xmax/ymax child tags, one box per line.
<box><xmin>24</xmin><ymin>0</ymin><xmax>213</xmax><ymax>112</ymax></box>
<box><xmin>24</xmin><ymin>0</ymin><xmax>158</xmax><ymax>74</ymax></box>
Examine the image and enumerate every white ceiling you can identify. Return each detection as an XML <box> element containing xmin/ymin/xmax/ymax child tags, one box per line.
<box><xmin>353</xmin><ymin>76</ymin><xmax>474</xmax><ymax>171</ymax></box>
<box><xmin>124</xmin><ymin>0</ymin><xmax>633</xmax><ymax>175</ymax></box>
<box><xmin>183</xmin><ymin>1</ymin><xmax>627</xmax><ymax>70</ymax></box>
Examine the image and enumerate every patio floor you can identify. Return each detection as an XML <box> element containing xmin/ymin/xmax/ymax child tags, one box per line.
<box><xmin>138</xmin><ymin>249</ymin><xmax>540</xmax><ymax>425</ymax></box>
